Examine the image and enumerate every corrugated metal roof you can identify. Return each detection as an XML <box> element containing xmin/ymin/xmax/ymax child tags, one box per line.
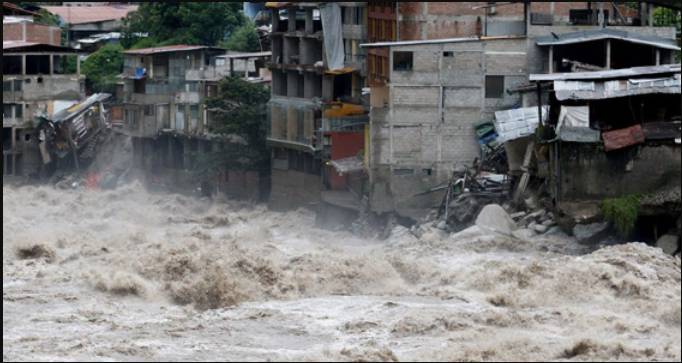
<box><xmin>216</xmin><ymin>51</ymin><xmax>272</xmax><ymax>59</ymax></box>
<box><xmin>494</xmin><ymin>106</ymin><xmax>548</xmax><ymax>143</ymax></box>
<box><xmin>43</xmin><ymin>5</ymin><xmax>138</xmax><ymax>25</ymax></box>
<box><xmin>123</xmin><ymin>45</ymin><xmax>224</xmax><ymax>55</ymax></box>
<box><xmin>3</xmin><ymin>41</ymin><xmax>81</xmax><ymax>53</ymax></box>
<box><xmin>536</xmin><ymin>29</ymin><xmax>680</xmax><ymax>51</ymax></box>
<box><xmin>553</xmin><ymin>74</ymin><xmax>681</xmax><ymax>101</ymax></box>
<box><xmin>530</xmin><ymin>64</ymin><xmax>681</xmax><ymax>81</ymax></box>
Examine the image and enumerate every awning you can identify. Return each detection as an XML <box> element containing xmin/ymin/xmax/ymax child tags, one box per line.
<box><xmin>530</xmin><ymin>63</ymin><xmax>681</xmax><ymax>81</ymax></box>
<box><xmin>553</xmin><ymin>74</ymin><xmax>681</xmax><ymax>101</ymax></box>
<box><xmin>536</xmin><ymin>29</ymin><xmax>680</xmax><ymax>51</ymax></box>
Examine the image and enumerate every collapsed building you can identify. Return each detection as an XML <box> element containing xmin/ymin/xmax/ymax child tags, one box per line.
<box><xmin>116</xmin><ymin>45</ymin><xmax>272</xmax><ymax>198</ymax></box>
<box><xmin>2</xmin><ymin>36</ymin><xmax>87</xmax><ymax>177</ymax></box>
<box><xmin>357</xmin><ymin>1</ymin><xmax>680</xmax><ymax>223</ymax></box>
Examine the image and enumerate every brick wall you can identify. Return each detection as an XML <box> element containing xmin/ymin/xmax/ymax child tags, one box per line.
<box><xmin>3</xmin><ymin>23</ymin><xmax>61</xmax><ymax>46</ymax></box>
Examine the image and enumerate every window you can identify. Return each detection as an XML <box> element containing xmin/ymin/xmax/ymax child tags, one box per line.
<box><xmin>3</xmin><ymin>56</ymin><xmax>22</xmax><ymax>75</ymax></box>
<box><xmin>190</xmin><ymin>104</ymin><xmax>199</xmax><ymax>120</ymax></box>
<box><xmin>14</xmin><ymin>80</ymin><xmax>22</xmax><ymax>91</ymax></box>
<box><xmin>3</xmin><ymin>81</ymin><xmax>11</xmax><ymax>92</ymax></box>
<box><xmin>485</xmin><ymin>75</ymin><xmax>505</xmax><ymax>99</ymax></box>
<box><xmin>3</xmin><ymin>104</ymin><xmax>11</xmax><ymax>119</ymax></box>
<box><xmin>144</xmin><ymin>105</ymin><xmax>155</xmax><ymax>117</ymax></box>
<box><xmin>393</xmin><ymin>51</ymin><xmax>413</xmax><ymax>71</ymax></box>
<box><xmin>443</xmin><ymin>51</ymin><xmax>454</xmax><ymax>57</ymax></box>
<box><xmin>14</xmin><ymin>104</ymin><xmax>22</xmax><ymax>119</ymax></box>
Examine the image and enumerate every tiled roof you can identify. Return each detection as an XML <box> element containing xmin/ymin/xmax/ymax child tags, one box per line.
<box><xmin>43</xmin><ymin>5</ymin><xmax>137</xmax><ymax>25</ymax></box>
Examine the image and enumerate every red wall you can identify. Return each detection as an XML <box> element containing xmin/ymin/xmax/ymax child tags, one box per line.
<box><xmin>326</xmin><ymin>131</ymin><xmax>364</xmax><ymax>190</ymax></box>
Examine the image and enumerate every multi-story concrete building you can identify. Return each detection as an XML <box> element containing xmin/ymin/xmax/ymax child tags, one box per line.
<box><xmin>361</xmin><ymin>1</ymin><xmax>680</xmax><ymax>218</ymax></box>
<box><xmin>265</xmin><ymin>2</ymin><xmax>370</xmax><ymax>210</ymax></box>
<box><xmin>3</xmin><ymin>33</ymin><xmax>84</xmax><ymax>177</ymax></box>
<box><xmin>117</xmin><ymin>45</ymin><xmax>271</xmax><ymax>197</ymax></box>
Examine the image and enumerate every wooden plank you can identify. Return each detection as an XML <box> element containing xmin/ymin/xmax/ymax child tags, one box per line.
<box><xmin>602</xmin><ymin>124</ymin><xmax>645</xmax><ymax>151</ymax></box>
<box><xmin>642</xmin><ymin>121</ymin><xmax>682</xmax><ymax>140</ymax></box>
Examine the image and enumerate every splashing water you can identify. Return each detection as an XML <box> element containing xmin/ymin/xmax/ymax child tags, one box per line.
<box><xmin>3</xmin><ymin>182</ymin><xmax>680</xmax><ymax>361</ymax></box>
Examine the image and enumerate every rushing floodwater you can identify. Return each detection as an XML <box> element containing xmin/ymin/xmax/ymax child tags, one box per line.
<box><xmin>3</xmin><ymin>182</ymin><xmax>681</xmax><ymax>361</ymax></box>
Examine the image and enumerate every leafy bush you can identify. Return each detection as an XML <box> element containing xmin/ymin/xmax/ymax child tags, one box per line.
<box><xmin>602</xmin><ymin>194</ymin><xmax>641</xmax><ymax>238</ymax></box>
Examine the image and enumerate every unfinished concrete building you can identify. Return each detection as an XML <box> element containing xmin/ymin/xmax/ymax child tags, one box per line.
<box><xmin>118</xmin><ymin>45</ymin><xmax>271</xmax><ymax>198</ymax></box>
<box><xmin>3</xmin><ymin>41</ymin><xmax>84</xmax><ymax>177</ymax></box>
<box><xmin>266</xmin><ymin>2</ymin><xmax>369</xmax><ymax>210</ymax></box>
<box><xmin>361</xmin><ymin>1</ymin><xmax>680</xmax><ymax>219</ymax></box>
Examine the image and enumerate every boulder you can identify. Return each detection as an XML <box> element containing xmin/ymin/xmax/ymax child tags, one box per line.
<box><xmin>573</xmin><ymin>222</ymin><xmax>611</xmax><ymax>244</ymax></box>
<box><xmin>542</xmin><ymin>219</ymin><xmax>556</xmax><ymax>227</ymax></box>
<box><xmin>656</xmin><ymin>234</ymin><xmax>680</xmax><ymax>255</ymax></box>
<box><xmin>512</xmin><ymin>228</ymin><xmax>536</xmax><ymax>240</ymax></box>
<box><xmin>475</xmin><ymin>204</ymin><xmax>516</xmax><ymax>236</ymax></box>
<box><xmin>533</xmin><ymin>224</ymin><xmax>548</xmax><ymax>234</ymax></box>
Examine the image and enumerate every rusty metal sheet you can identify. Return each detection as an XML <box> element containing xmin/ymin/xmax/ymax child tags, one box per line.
<box><xmin>602</xmin><ymin>124</ymin><xmax>645</xmax><ymax>151</ymax></box>
<box><xmin>642</xmin><ymin>121</ymin><xmax>682</xmax><ymax>140</ymax></box>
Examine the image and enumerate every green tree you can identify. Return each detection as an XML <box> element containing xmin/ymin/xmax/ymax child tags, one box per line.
<box><xmin>81</xmin><ymin>44</ymin><xmax>124</xmax><ymax>94</ymax></box>
<box><xmin>193</xmin><ymin>77</ymin><xmax>270</xmax><ymax>177</ymax></box>
<box><xmin>222</xmin><ymin>21</ymin><xmax>261</xmax><ymax>52</ymax></box>
<box><xmin>122</xmin><ymin>2</ymin><xmax>246</xmax><ymax>48</ymax></box>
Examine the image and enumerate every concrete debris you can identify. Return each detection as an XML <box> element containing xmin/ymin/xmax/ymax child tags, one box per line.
<box><xmin>533</xmin><ymin>224</ymin><xmax>549</xmax><ymax>234</ymax></box>
<box><xmin>512</xmin><ymin>228</ymin><xmax>537</xmax><ymax>240</ymax></box>
<box><xmin>475</xmin><ymin>204</ymin><xmax>516</xmax><ymax>236</ymax></box>
<box><xmin>573</xmin><ymin>222</ymin><xmax>611</xmax><ymax>245</ymax></box>
<box><xmin>655</xmin><ymin>234</ymin><xmax>680</xmax><ymax>255</ymax></box>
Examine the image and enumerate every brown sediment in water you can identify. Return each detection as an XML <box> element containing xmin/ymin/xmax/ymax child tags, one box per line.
<box><xmin>3</xmin><ymin>182</ymin><xmax>681</xmax><ymax>361</ymax></box>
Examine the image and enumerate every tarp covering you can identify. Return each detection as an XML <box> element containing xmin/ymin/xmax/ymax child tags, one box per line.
<box><xmin>319</xmin><ymin>3</ymin><xmax>345</xmax><ymax>70</ymax></box>
<box><xmin>493</xmin><ymin>106</ymin><xmax>548</xmax><ymax>143</ymax></box>
<box><xmin>553</xmin><ymin>74</ymin><xmax>681</xmax><ymax>100</ymax></box>
<box><xmin>556</xmin><ymin>106</ymin><xmax>600</xmax><ymax>142</ymax></box>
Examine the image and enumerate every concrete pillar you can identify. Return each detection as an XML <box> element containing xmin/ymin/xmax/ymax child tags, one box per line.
<box><xmin>229</xmin><ymin>58</ymin><xmax>234</xmax><ymax>77</ymax></box>
<box><xmin>548</xmin><ymin>46</ymin><xmax>554</xmax><ymax>73</ymax></box>
<box><xmin>76</xmin><ymin>55</ymin><xmax>80</xmax><ymax>75</ymax></box>
<box><xmin>50</xmin><ymin>55</ymin><xmax>54</xmax><ymax>75</ymax></box>
<box><xmin>648</xmin><ymin>4</ymin><xmax>654</xmax><ymax>26</ymax></box>
<box><xmin>287</xmin><ymin>6</ymin><xmax>297</xmax><ymax>32</ymax></box>
<box><xmin>656</xmin><ymin>49</ymin><xmax>661</xmax><ymax>65</ymax></box>
<box><xmin>272</xmin><ymin>9</ymin><xmax>281</xmax><ymax>32</ymax></box>
<box><xmin>21</xmin><ymin>55</ymin><xmax>26</xmax><ymax>75</ymax></box>
<box><xmin>305</xmin><ymin>8</ymin><xmax>314</xmax><ymax>33</ymax></box>
<box><xmin>605</xmin><ymin>39</ymin><xmax>611</xmax><ymax>69</ymax></box>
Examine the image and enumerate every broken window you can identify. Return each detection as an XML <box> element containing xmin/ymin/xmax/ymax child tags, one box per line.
<box><xmin>485</xmin><ymin>75</ymin><xmax>505</xmax><ymax>99</ymax></box>
<box><xmin>25</xmin><ymin>55</ymin><xmax>50</xmax><ymax>75</ymax></box>
<box><xmin>3</xmin><ymin>56</ymin><xmax>22</xmax><ymax>75</ymax></box>
<box><xmin>393</xmin><ymin>51</ymin><xmax>413</xmax><ymax>71</ymax></box>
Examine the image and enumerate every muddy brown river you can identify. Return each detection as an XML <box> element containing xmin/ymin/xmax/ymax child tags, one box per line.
<box><xmin>3</xmin><ymin>182</ymin><xmax>681</xmax><ymax>361</ymax></box>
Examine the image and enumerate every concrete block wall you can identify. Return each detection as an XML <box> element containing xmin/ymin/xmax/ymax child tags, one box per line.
<box><xmin>369</xmin><ymin>38</ymin><xmax>527</xmax><ymax>215</ymax></box>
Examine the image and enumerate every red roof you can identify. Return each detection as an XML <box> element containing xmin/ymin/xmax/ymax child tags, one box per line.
<box><xmin>42</xmin><ymin>5</ymin><xmax>137</xmax><ymax>25</ymax></box>
<box><xmin>123</xmin><ymin>45</ymin><xmax>224</xmax><ymax>55</ymax></box>
<box><xmin>3</xmin><ymin>2</ymin><xmax>39</xmax><ymax>16</ymax></box>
